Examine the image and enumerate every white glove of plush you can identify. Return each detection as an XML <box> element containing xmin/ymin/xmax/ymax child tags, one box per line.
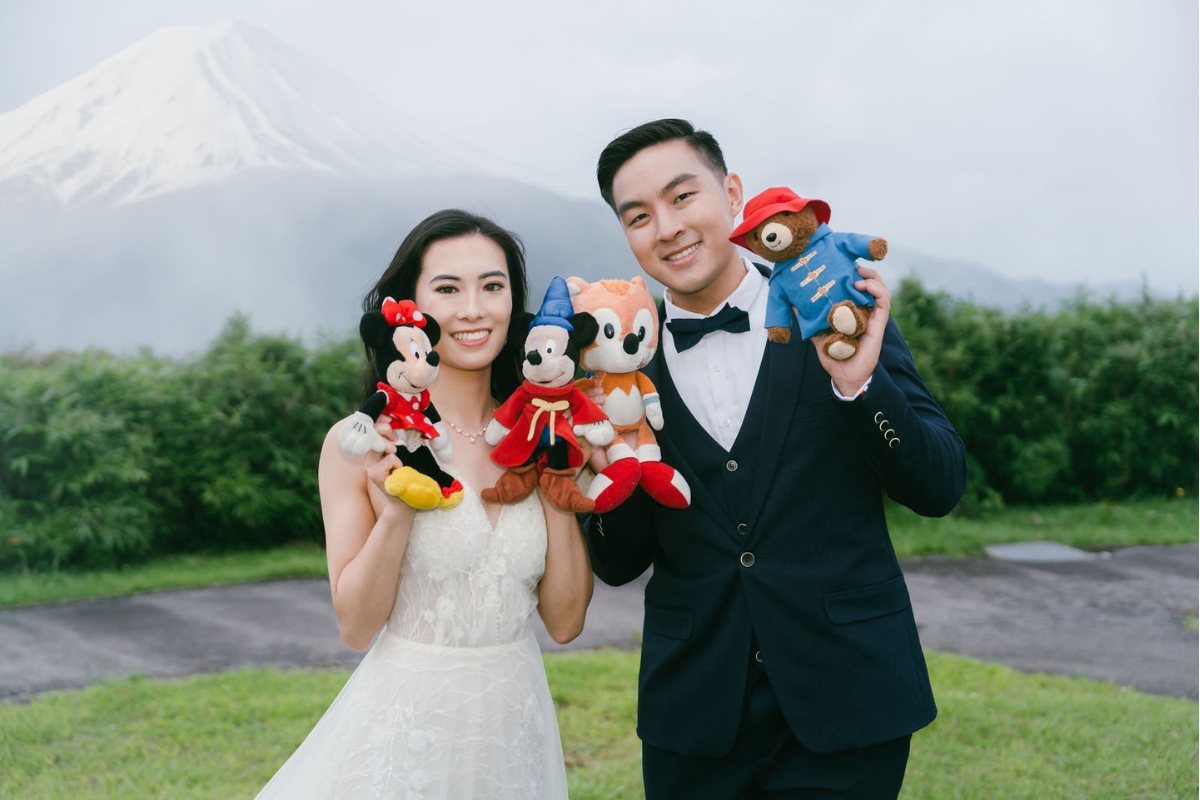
<box><xmin>575</xmin><ymin>419</ymin><xmax>615</xmax><ymax>446</ymax></box>
<box><xmin>484</xmin><ymin>418</ymin><xmax>510</xmax><ymax>447</ymax></box>
<box><xmin>429</xmin><ymin>421</ymin><xmax>454</xmax><ymax>462</ymax></box>
<box><xmin>338</xmin><ymin>411</ymin><xmax>387</xmax><ymax>455</ymax></box>
<box><xmin>644</xmin><ymin>397</ymin><xmax>664</xmax><ymax>431</ymax></box>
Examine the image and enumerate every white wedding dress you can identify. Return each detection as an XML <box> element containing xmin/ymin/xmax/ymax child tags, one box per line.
<box><xmin>257</xmin><ymin>473</ymin><xmax>568</xmax><ymax>799</ymax></box>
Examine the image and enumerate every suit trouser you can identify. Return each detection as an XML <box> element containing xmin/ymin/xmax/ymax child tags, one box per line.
<box><xmin>642</xmin><ymin>651</ymin><xmax>911</xmax><ymax>800</ymax></box>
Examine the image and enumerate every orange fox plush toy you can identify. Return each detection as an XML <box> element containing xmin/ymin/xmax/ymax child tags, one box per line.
<box><xmin>567</xmin><ymin>276</ymin><xmax>691</xmax><ymax>513</ymax></box>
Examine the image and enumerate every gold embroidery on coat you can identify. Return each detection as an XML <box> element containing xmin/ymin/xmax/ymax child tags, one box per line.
<box><xmin>790</xmin><ymin>251</ymin><xmax>819</xmax><ymax>272</ymax></box>
<box><xmin>798</xmin><ymin>265</ymin><xmax>827</xmax><ymax>286</ymax></box>
<box><xmin>810</xmin><ymin>280</ymin><xmax>836</xmax><ymax>303</ymax></box>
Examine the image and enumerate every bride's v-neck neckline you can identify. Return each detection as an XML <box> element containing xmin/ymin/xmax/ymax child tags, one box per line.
<box><xmin>442</xmin><ymin>463</ymin><xmax>508</xmax><ymax>534</ymax></box>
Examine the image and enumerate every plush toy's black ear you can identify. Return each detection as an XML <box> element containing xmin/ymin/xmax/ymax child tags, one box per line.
<box><xmin>569</xmin><ymin>312</ymin><xmax>599</xmax><ymax>347</ymax></box>
<box><xmin>421</xmin><ymin>315</ymin><xmax>441</xmax><ymax>346</ymax></box>
<box><xmin>360</xmin><ymin>311</ymin><xmax>392</xmax><ymax>347</ymax></box>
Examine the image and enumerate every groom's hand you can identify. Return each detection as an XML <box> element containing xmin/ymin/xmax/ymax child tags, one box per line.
<box><xmin>813</xmin><ymin>265</ymin><xmax>891</xmax><ymax>396</ymax></box>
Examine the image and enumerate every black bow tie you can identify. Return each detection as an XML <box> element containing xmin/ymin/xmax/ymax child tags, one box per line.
<box><xmin>665</xmin><ymin>303</ymin><xmax>751</xmax><ymax>352</ymax></box>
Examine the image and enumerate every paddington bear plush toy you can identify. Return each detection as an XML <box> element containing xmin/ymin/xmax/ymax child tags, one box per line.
<box><xmin>567</xmin><ymin>276</ymin><xmax>691</xmax><ymax>513</ymax></box>
<box><xmin>482</xmin><ymin>276</ymin><xmax>614</xmax><ymax>514</ymax></box>
<box><xmin>338</xmin><ymin>297</ymin><xmax>464</xmax><ymax>510</ymax></box>
<box><xmin>730</xmin><ymin>187</ymin><xmax>887</xmax><ymax>360</ymax></box>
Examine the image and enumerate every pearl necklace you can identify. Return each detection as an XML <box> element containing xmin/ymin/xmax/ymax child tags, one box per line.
<box><xmin>445</xmin><ymin>418</ymin><xmax>488</xmax><ymax>444</ymax></box>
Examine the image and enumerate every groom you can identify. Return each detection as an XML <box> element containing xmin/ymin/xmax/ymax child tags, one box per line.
<box><xmin>583</xmin><ymin>119</ymin><xmax>967</xmax><ymax>798</ymax></box>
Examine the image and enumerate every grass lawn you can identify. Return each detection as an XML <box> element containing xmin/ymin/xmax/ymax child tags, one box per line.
<box><xmin>0</xmin><ymin>650</ymin><xmax>1194</xmax><ymax>800</ymax></box>
<box><xmin>886</xmin><ymin>496</ymin><xmax>1197</xmax><ymax>559</ymax></box>
<box><xmin>0</xmin><ymin>543</ymin><xmax>329</xmax><ymax>610</ymax></box>
<box><xmin>0</xmin><ymin>498</ymin><xmax>1195</xmax><ymax>610</ymax></box>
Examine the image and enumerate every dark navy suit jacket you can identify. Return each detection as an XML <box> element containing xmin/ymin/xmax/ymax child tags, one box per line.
<box><xmin>585</xmin><ymin>309</ymin><xmax>967</xmax><ymax>758</ymax></box>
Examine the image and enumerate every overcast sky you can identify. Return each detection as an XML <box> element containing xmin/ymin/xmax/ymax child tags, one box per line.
<box><xmin>1</xmin><ymin>0</ymin><xmax>1196</xmax><ymax>293</ymax></box>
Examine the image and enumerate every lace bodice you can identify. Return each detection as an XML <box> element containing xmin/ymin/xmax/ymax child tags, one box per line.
<box><xmin>387</xmin><ymin>472</ymin><xmax>547</xmax><ymax>648</ymax></box>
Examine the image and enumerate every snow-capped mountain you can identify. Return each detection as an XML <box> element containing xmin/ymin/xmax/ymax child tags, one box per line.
<box><xmin>0</xmin><ymin>21</ymin><xmax>635</xmax><ymax>353</ymax></box>
<box><xmin>0</xmin><ymin>20</ymin><xmax>562</xmax><ymax>207</ymax></box>
<box><xmin>0</xmin><ymin>21</ymin><xmax>1155</xmax><ymax>355</ymax></box>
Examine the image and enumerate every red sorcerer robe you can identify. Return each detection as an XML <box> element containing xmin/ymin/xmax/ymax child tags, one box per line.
<box><xmin>489</xmin><ymin>380</ymin><xmax>608</xmax><ymax>469</ymax></box>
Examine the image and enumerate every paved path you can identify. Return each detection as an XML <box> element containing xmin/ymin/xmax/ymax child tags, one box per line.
<box><xmin>1</xmin><ymin>544</ymin><xmax>1194</xmax><ymax>702</ymax></box>
<box><xmin>905</xmin><ymin>544</ymin><xmax>1197</xmax><ymax>699</ymax></box>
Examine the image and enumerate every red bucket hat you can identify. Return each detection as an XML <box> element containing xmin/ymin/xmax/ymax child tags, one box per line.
<box><xmin>729</xmin><ymin>188</ymin><xmax>831</xmax><ymax>249</ymax></box>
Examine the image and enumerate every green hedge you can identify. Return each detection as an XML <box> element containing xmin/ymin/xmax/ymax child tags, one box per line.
<box><xmin>0</xmin><ymin>317</ymin><xmax>361</xmax><ymax>571</ymax></box>
<box><xmin>1</xmin><ymin>285</ymin><xmax>1196</xmax><ymax>571</ymax></box>
<box><xmin>892</xmin><ymin>280</ymin><xmax>1198</xmax><ymax>508</ymax></box>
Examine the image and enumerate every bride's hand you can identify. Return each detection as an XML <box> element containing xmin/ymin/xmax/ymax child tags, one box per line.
<box><xmin>373</xmin><ymin>414</ymin><xmax>399</xmax><ymax>450</ymax></box>
<box><xmin>579</xmin><ymin>439</ymin><xmax>595</xmax><ymax>467</ymax></box>
<box><xmin>581</xmin><ymin>437</ymin><xmax>609</xmax><ymax>472</ymax></box>
<box><xmin>364</xmin><ymin>449</ymin><xmax>403</xmax><ymax>497</ymax></box>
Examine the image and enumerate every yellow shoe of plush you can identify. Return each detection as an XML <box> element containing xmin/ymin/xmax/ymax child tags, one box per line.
<box><xmin>384</xmin><ymin>467</ymin><xmax>441</xmax><ymax>510</ymax></box>
<box><xmin>438</xmin><ymin>487</ymin><xmax>465</xmax><ymax>510</ymax></box>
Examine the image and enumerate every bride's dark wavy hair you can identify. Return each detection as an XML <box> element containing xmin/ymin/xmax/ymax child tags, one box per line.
<box><xmin>359</xmin><ymin>209</ymin><xmax>529</xmax><ymax>404</ymax></box>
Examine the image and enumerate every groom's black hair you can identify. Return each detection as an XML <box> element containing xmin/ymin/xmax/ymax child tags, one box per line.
<box><xmin>596</xmin><ymin>118</ymin><xmax>728</xmax><ymax>212</ymax></box>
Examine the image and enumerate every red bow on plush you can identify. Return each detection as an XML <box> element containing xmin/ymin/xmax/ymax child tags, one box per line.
<box><xmin>381</xmin><ymin>297</ymin><xmax>427</xmax><ymax>328</ymax></box>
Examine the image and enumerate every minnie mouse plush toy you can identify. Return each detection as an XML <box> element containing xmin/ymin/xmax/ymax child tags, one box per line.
<box><xmin>339</xmin><ymin>297</ymin><xmax>464</xmax><ymax>510</ymax></box>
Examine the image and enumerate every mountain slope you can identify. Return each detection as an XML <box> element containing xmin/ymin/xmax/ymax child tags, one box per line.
<box><xmin>0</xmin><ymin>21</ymin><xmax>635</xmax><ymax>353</ymax></box>
<box><xmin>0</xmin><ymin>169</ymin><xmax>637</xmax><ymax>354</ymax></box>
<box><xmin>877</xmin><ymin>247</ymin><xmax>1148</xmax><ymax>312</ymax></box>
<box><xmin>0</xmin><ymin>20</ymin><xmax>559</xmax><ymax>208</ymax></box>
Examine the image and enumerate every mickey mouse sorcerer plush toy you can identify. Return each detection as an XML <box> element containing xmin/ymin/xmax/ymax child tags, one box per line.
<box><xmin>481</xmin><ymin>277</ymin><xmax>614</xmax><ymax>514</ymax></box>
<box><xmin>730</xmin><ymin>187</ymin><xmax>887</xmax><ymax>359</ymax></box>
<box><xmin>339</xmin><ymin>297</ymin><xmax>464</xmax><ymax>510</ymax></box>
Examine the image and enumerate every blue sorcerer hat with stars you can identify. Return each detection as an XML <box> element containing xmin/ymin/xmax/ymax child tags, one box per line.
<box><xmin>531</xmin><ymin>276</ymin><xmax>575</xmax><ymax>331</ymax></box>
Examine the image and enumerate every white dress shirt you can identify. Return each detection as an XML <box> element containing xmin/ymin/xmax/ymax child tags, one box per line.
<box><xmin>661</xmin><ymin>258</ymin><xmax>870</xmax><ymax>452</ymax></box>
<box><xmin>662</xmin><ymin>259</ymin><xmax>769</xmax><ymax>451</ymax></box>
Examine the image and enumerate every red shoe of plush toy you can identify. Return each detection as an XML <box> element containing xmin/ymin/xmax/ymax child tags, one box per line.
<box><xmin>587</xmin><ymin>457</ymin><xmax>642</xmax><ymax>514</ymax></box>
<box><xmin>638</xmin><ymin>462</ymin><xmax>691</xmax><ymax>509</ymax></box>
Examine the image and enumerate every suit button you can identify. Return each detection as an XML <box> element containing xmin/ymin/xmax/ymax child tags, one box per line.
<box><xmin>737</xmin><ymin>523</ymin><xmax>747</xmax><ymax>535</ymax></box>
<box><xmin>726</xmin><ymin>460</ymin><xmax>738</xmax><ymax>472</ymax></box>
<box><xmin>740</xmin><ymin>552</ymin><xmax>755</xmax><ymax>567</ymax></box>
<box><xmin>755</xmin><ymin>650</ymin><xmax>763</xmax><ymax>663</ymax></box>
<box><xmin>889</xmin><ymin>437</ymin><xmax>901</xmax><ymax>448</ymax></box>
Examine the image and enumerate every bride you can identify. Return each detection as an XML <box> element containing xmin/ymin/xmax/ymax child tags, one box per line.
<box><xmin>257</xmin><ymin>209</ymin><xmax>592</xmax><ymax>799</ymax></box>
